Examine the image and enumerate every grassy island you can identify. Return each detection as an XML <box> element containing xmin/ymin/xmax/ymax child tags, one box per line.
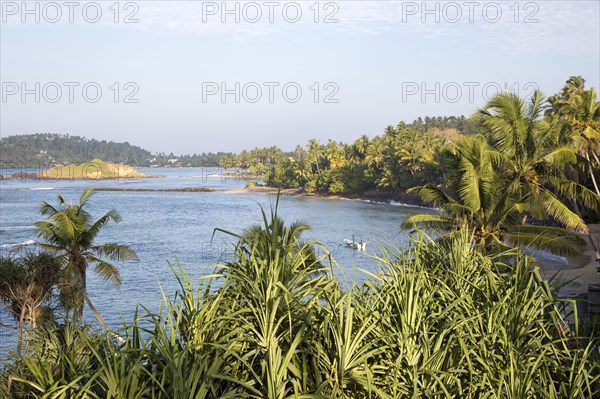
<box><xmin>41</xmin><ymin>159</ymin><xmax>153</xmax><ymax>179</ymax></box>
<box><xmin>7</xmin><ymin>159</ymin><xmax>160</xmax><ymax>180</ymax></box>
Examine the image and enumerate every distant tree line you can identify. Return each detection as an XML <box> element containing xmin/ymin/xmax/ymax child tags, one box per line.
<box><xmin>225</xmin><ymin>78</ymin><xmax>599</xmax><ymax>211</ymax></box>
<box><xmin>0</xmin><ymin>133</ymin><xmax>234</xmax><ymax>168</ymax></box>
<box><xmin>0</xmin><ymin>115</ymin><xmax>476</xmax><ymax>171</ymax></box>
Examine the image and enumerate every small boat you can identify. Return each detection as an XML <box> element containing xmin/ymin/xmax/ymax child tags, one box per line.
<box><xmin>344</xmin><ymin>235</ymin><xmax>366</xmax><ymax>251</ymax></box>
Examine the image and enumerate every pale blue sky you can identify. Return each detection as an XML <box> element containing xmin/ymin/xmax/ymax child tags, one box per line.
<box><xmin>1</xmin><ymin>1</ymin><xmax>599</xmax><ymax>153</ymax></box>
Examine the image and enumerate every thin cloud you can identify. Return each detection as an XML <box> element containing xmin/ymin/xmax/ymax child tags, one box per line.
<box><xmin>135</xmin><ymin>1</ymin><xmax>600</xmax><ymax>54</ymax></box>
<box><xmin>1</xmin><ymin>1</ymin><xmax>597</xmax><ymax>53</ymax></box>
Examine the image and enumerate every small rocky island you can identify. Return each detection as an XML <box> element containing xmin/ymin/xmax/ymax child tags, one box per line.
<box><xmin>3</xmin><ymin>160</ymin><xmax>160</xmax><ymax>180</ymax></box>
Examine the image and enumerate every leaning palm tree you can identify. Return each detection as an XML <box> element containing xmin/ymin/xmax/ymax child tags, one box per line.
<box><xmin>35</xmin><ymin>188</ymin><xmax>138</xmax><ymax>329</ymax></box>
<box><xmin>403</xmin><ymin>136</ymin><xmax>586</xmax><ymax>256</ymax></box>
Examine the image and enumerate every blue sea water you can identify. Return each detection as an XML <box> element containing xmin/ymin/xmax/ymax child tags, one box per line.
<box><xmin>0</xmin><ymin>167</ymin><xmax>569</xmax><ymax>359</ymax></box>
<box><xmin>0</xmin><ymin>168</ymin><xmax>426</xmax><ymax>357</ymax></box>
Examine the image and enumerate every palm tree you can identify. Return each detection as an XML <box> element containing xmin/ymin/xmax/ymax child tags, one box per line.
<box><xmin>291</xmin><ymin>157</ymin><xmax>311</xmax><ymax>185</ymax></box>
<box><xmin>396</xmin><ymin>129</ymin><xmax>437</xmax><ymax>179</ymax></box>
<box><xmin>353</xmin><ymin>134</ymin><xmax>370</xmax><ymax>161</ymax></box>
<box><xmin>307</xmin><ymin>138</ymin><xmax>322</xmax><ymax>175</ymax></box>
<box><xmin>384</xmin><ymin>125</ymin><xmax>396</xmax><ymax>137</ymax></box>
<box><xmin>548</xmin><ymin>76</ymin><xmax>600</xmax><ymax>197</ymax></box>
<box><xmin>35</xmin><ymin>188</ymin><xmax>138</xmax><ymax>329</ymax></box>
<box><xmin>365</xmin><ymin>137</ymin><xmax>384</xmax><ymax>168</ymax></box>
<box><xmin>324</xmin><ymin>140</ymin><xmax>346</xmax><ymax>169</ymax></box>
<box><xmin>547</xmin><ymin>77</ymin><xmax>600</xmax><ymax>260</ymax></box>
<box><xmin>477</xmin><ymin>91</ymin><xmax>599</xmax><ymax>234</ymax></box>
<box><xmin>403</xmin><ymin>136</ymin><xmax>586</xmax><ymax>256</ymax></box>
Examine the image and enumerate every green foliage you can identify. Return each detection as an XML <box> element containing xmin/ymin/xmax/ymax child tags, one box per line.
<box><xmin>35</xmin><ymin>189</ymin><xmax>138</xmax><ymax>323</ymax></box>
<box><xmin>0</xmin><ymin>134</ymin><xmax>152</xmax><ymax>168</ymax></box>
<box><xmin>403</xmin><ymin>134</ymin><xmax>588</xmax><ymax>256</ymax></box>
<box><xmin>39</xmin><ymin>159</ymin><xmax>146</xmax><ymax>179</ymax></box>
<box><xmin>405</xmin><ymin>80</ymin><xmax>600</xmax><ymax>256</ymax></box>
<box><xmin>0</xmin><ymin>252</ymin><xmax>63</xmax><ymax>356</ymax></box>
<box><xmin>263</xmin><ymin>126</ymin><xmax>450</xmax><ymax>195</ymax></box>
<box><xmin>3</xmin><ymin>206</ymin><xmax>599</xmax><ymax>398</ymax></box>
<box><xmin>3</xmin><ymin>321</ymin><xmax>117</xmax><ymax>399</ymax></box>
<box><xmin>0</xmin><ymin>133</ymin><xmax>234</xmax><ymax>168</ymax></box>
<box><xmin>0</xmin><ymin>253</ymin><xmax>62</xmax><ymax>324</ymax></box>
<box><xmin>408</xmin><ymin>115</ymin><xmax>480</xmax><ymax>135</ymax></box>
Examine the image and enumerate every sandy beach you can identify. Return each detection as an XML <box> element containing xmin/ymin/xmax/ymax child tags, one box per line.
<box><xmin>540</xmin><ymin>224</ymin><xmax>600</xmax><ymax>296</ymax></box>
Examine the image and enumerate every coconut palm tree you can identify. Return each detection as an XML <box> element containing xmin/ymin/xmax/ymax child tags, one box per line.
<box><xmin>307</xmin><ymin>138</ymin><xmax>322</xmax><ymax>175</ymax></box>
<box><xmin>547</xmin><ymin>77</ymin><xmax>600</xmax><ymax>261</ymax></box>
<box><xmin>403</xmin><ymin>136</ymin><xmax>586</xmax><ymax>256</ymax></box>
<box><xmin>324</xmin><ymin>140</ymin><xmax>346</xmax><ymax>169</ymax></box>
<box><xmin>365</xmin><ymin>137</ymin><xmax>384</xmax><ymax>168</ymax></box>
<box><xmin>477</xmin><ymin>91</ymin><xmax>599</xmax><ymax>234</ymax></box>
<box><xmin>353</xmin><ymin>134</ymin><xmax>370</xmax><ymax>161</ymax></box>
<box><xmin>548</xmin><ymin>76</ymin><xmax>600</xmax><ymax>197</ymax></box>
<box><xmin>291</xmin><ymin>157</ymin><xmax>311</xmax><ymax>185</ymax></box>
<box><xmin>35</xmin><ymin>188</ymin><xmax>138</xmax><ymax>328</ymax></box>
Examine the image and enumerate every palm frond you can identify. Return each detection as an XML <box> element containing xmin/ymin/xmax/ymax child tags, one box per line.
<box><xmin>38</xmin><ymin>201</ymin><xmax>59</xmax><ymax>217</ymax></box>
<box><xmin>540</xmin><ymin>147</ymin><xmax>577</xmax><ymax>167</ymax></box>
<box><xmin>548</xmin><ymin>178</ymin><xmax>600</xmax><ymax>212</ymax></box>
<box><xmin>88</xmin><ymin>257</ymin><xmax>122</xmax><ymax>287</ymax></box>
<box><xmin>401</xmin><ymin>214</ymin><xmax>453</xmax><ymax>231</ymax></box>
<box><xmin>505</xmin><ymin>229</ymin><xmax>584</xmax><ymax>257</ymax></box>
<box><xmin>408</xmin><ymin>185</ymin><xmax>454</xmax><ymax>208</ymax></box>
<box><xmin>78</xmin><ymin>188</ymin><xmax>97</xmax><ymax>209</ymax></box>
<box><xmin>84</xmin><ymin>209</ymin><xmax>122</xmax><ymax>244</ymax></box>
<box><xmin>92</xmin><ymin>243</ymin><xmax>139</xmax><ymax>262</ymax></box>
<box><xmin>539</xmin><ymin>190</ymin><xmax>587</xmax><ymax>233</ymax></box>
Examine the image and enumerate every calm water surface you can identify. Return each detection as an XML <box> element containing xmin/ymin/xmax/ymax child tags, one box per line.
<box><xmin>0</xmin><ymin>168</ymin><xmax>567</xmax><ymax>358</ymax></box>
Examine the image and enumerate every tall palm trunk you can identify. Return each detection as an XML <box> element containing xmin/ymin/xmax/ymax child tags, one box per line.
<box><xmin>72</xmin><ymin>257</ymin><xmax>86</xmax><ymax>322</ymax></box>
<box><xmin>84</xmin><ymin>293</ymin><xmax>125</xmax><ymax>343</ymax></box>
<box><xmin>83</xmin><ymin>293</ymin><xmax>110</xmax><ymax>332</ymax></box>
<box><xmin>74</xmin><ymin>256</ymin><xmax>124</xmax><ymax>342</ymax></box>
<box><xmin>584</xmin><ymin>151</ymin><xmax>600</xmax><ymax>197</ymax></box>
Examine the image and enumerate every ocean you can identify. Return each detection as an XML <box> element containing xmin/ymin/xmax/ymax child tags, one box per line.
<box><xmin>0</xmin><ymin>167</ymin><xmax>568</xmax><ymax>359</ymax></box>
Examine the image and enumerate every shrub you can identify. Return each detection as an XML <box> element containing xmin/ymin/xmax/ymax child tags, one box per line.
<box><xmin>2</xmin><ymin>219</ymin><xmax>599</xmax><ymax>398</ymax></box>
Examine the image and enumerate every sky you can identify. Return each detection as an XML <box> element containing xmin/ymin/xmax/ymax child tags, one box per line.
<box><xmin>1</xmin><ymin>0</ymin><xmax>599</xmax><ymax>154</ymax></box>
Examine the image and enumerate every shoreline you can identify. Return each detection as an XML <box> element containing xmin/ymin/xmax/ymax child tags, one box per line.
<box><xmin>95</xmin><ymin>187</ymin><xmax>215</xmax><ymax>192</ymax></box>
<box><xmin>221</xmin><ymin>186</ymin><xmax>428</xmax><ymax>207</ymax></box>
<box><xmin>1</xmin><ymin>172</ymin><xmax>163</xmax><ymax>180</ymax></box>
<box><xmin>540</xmin><ymin>224</ymin><xmax>600</xmax><ymax>296</ymax></box>
<box><xmin>0</xmin><ymin>174</ymin><xmax>261</xmax><ymax>181</ymax></box>
<box><xmin>224</xmin><ymin>187</ymin><xmax>600</xmax><ymax>296</ymax></box>
<box><xmin>4</xmin><ymin>181</ymin><xmax>598</xmax><ymax>295</ymax></box>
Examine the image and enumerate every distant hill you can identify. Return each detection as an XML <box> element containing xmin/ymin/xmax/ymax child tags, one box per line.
<box><xmin>0</xmin><ymin>133</ymin><xmax>233</xmax><ymax>168</ymax></box>
<box><xmin>0</xmin><ymin>133</ymin><xmax>153</xmax><ymax>168</ymax></box>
